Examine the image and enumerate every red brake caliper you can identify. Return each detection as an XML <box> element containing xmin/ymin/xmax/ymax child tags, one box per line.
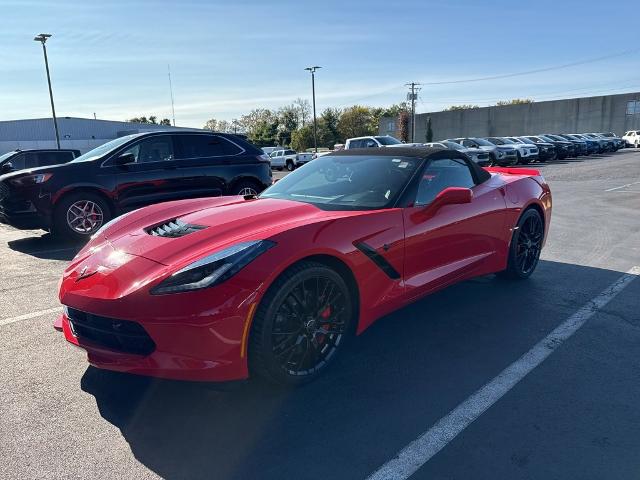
<box><xmin>318</xmin><ymin>306</ymin><xmax>332</xmax><ymax>344</ymax></box>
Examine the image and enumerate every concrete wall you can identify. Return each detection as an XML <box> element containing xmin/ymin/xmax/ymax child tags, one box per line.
<box><xmin>380</xmin><ymin>92</ymin><xmax>640</xmax><ymax>142</ymax></box>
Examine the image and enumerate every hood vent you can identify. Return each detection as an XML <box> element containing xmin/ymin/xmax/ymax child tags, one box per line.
<box><xmin>146</xmin><ymin>218</ymin><xmax>206</xmax><ymax>238</ymax></box>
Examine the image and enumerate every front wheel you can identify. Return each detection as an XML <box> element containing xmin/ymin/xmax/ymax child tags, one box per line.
<box><xmin>500</xmin><ymin>208</ymin><xmax>544</xmax><ymax>279</ymax></box>
<box><xmin>249</xmin><ymin>262</ymin><xmax>354</xmax><ymax>386</ymax></box>
<box><xmin>53</xmin><ymin>192</ymin><xmax>111</xmax><ymax>242</ymax></box>
<box><xmin>286</xmin><ymin>161</ymin><xmax>295</xmax><ymax>171</ymax></box>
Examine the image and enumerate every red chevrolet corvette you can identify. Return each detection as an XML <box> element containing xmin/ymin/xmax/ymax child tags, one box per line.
<box><xmin>56</xmin><ymin>147</ymin><xmax>551</xmax><ymax>385</ymax></box>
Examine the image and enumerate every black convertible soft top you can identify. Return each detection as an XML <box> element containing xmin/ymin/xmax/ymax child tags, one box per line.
<box><xmin>330</xmin><ymin>146</ymin><xmax>491</xmax><ymax>184</ymax></box>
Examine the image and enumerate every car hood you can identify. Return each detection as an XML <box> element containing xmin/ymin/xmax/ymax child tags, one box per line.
<box><xmin>0</xmin><ymin>160</ymin><xmax>87</xmax><ymax>182</ymax></box>
<box><xmin>80</xmin><ymin>196</ymin><xmax>354</xmax><ymax>268</ymax></box>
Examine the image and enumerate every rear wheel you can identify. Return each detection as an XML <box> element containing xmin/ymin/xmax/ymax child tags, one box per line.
<box><xmin>286</xmin><ymin>160</ymin><xmax>295</xmax><ymax>171</ymax></box>
<box><xmin>249</xmin><ymin>261</ymin><xmax>354</xmax><ymax>386</ymax></box>
<box><xmin>500</xmin><ymin>208</ymin><xmax>544</xmax><ymax>279</ymax></box>
<box><xmin>53</xmin><ymin>192</ymin><xmax>111</xmax><ymax>242</ymax></box>
<box><xmin>232</xmin><ymin>180</ymin><xmax>261</xmax><ymax>196</ymax></box>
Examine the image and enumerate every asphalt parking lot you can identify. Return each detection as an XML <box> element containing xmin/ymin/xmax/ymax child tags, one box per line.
<box><xmin>1</xmin><ymin>149</ymin><xmax>639</xmax><ymax>480</ymax></box>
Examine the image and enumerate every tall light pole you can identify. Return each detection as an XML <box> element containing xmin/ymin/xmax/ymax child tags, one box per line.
<box><xmin>305</xmin><ymin>66</ymin><xmax>321</xmax><ymax>153</ymax></box>
<box><xmin>34</xmin><ymin>33</ymin><xmax>60</xmax><ymax>149</ymax></box>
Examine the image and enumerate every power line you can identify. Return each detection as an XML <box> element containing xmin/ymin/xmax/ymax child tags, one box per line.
<box><xmin>420</xmin><ymin>49</ymin><xmax>640</xmax><ymax>86</ymax></box>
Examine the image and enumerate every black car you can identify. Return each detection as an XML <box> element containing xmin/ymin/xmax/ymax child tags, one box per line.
<box><xmin>0</xmin><ymin>148</ymin><xmax>80</xmax><ymax>174</ymax></box>
<box><xmin>517</xmin><ymin>136</ymin><xmax>557</xmax><ymax>162</ymax></box>
<box><xmin>555</xmin><ymin>134</ymin><xmax>589</xmax><ymax>156</ymax></box>
<box><xmin>538</xmin><ymin>135</ymin><xmax>576</xmax><ymax>158</ymax></box>
<box><xmin>0</xmin><ymin>131</ymin><xmax>272</xmax><ymax>240</ymax></box>
<box><xmin>567</xmin><ymin>134</ymin><xmax>600</xmax><ymax>154</ymax></box>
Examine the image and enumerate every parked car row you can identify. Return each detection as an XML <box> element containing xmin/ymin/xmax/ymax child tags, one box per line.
<box><xmin>0</xmin><ymin>131</ymin><xmax>272</xmax><ymax>240</ymax></box>
<box><xmin>428</xmin><ymin>132</ymin><xmax>626</xmax><ymax>166</ymax></box>
<box><xmin>0</xmin><ymin>148</ymin><xmax>81</xmax><ymax>173</ymax></box>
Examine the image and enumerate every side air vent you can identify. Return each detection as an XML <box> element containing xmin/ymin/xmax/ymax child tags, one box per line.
<box><xmin>146</xmin><ymin>218</ymin><xmax>206</xmax><ymax>238</ymax></box>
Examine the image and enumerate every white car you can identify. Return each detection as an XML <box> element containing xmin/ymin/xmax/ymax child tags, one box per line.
<box><xmin>622</xmin><ymin>130</ymin><xmax>640</xmax><ymax>148</ymax></box>
<box><xmin>487</xmin><ymin>137</ymin><xmax>539</xmax><ymax>164</ymax></box>
<box><xmin>269</xmin><ymin>149</ymin><xmax>298</xmax><ymax>171</ymax></box>
<box><xmin>345</xmin><ymin>135</ymin><xmax>409</xmax><ymax>149</ymax></box>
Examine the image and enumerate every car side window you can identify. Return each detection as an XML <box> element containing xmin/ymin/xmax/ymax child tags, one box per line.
<box><xmin>37</xmin><ymin>151</ymin><xmax>73</xmax><ymax>166</ymax></box>
<box><xmin>349</xmin><ymin>140</ymin><xmax>362</xmax><ymax>148</ymax></box>
<box><xmin>415</xmin><ymin>158</ymin><xmax>476</xmax><ymax>206</ymax></box>
<box><xmin>364</xmin><ymin>139</ymin><xmax>377</xmax><ymax>148</ymax></box>
<box><xmin>121</xmin><ymin>136</ymin><xmax>174</xmax><ymax>163</ymax></box>
<box><xmin>174</xmin><ymin>134</ymin><xmax>228</xmax><ymax>159</ymax></box>
<box><xmin>461</xmin><ymin>140</ymin><xmax>473</xmax><ymax>147</ymax></box>
<box><xmin>8</xmin><ymin>153</ymin><xmax>26</xmax><ymax>170</ymax></box>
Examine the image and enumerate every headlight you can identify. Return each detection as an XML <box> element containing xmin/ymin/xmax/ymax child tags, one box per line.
<box><xmin>151</xmin><ymin>240</ymin><xmax>276</xmax><ymax>295</ymax></box>
<box><xmin>9</xmin><ymin>173</ymin><xmax>52</xmax><ymax>186</ymax></box>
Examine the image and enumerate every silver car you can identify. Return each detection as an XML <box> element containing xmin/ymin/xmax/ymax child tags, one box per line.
<box><xmin>425</xmin><ymin>140</ymin><xmax>491</xmax><ymax>166</ymax></box>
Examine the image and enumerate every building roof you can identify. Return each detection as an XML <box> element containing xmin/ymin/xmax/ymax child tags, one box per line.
<box><xmin>0</xmin><ymin>117</ymin><xmax>198</xmax><ymax>142</ymax></box>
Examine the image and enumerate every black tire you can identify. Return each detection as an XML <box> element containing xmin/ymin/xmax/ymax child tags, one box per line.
<box><xmin>286</xmin><ymin>160</ymin><xmax>295</xmax><ymax>171</ymax></box>
<box><xmin>231</xmin><ymin>180</ymin><xmax>261</xmax><ymax>196</ymax></box>
<box><xmin>499</xmin><ymin>208</ymin><xmax>544</xmax><ymax>279</ymax></box>
<box><xmin>518</xmin><ymin>152</ymin><xmax>531</xmax><ymax>165</ymax></box>
<box><xmin>249</xmin><ymin>261</ymin><xmax>354</xmax><ymax>386</ymax></box>
<box><xmin>53</xmin><ymin>192</ymin><xmax>112</xmax><ymax>242</ymax></box>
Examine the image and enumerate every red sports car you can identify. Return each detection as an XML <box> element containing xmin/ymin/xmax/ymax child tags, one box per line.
<box><xmin>56</xmin><ymin>147</ymin><xmax>552</xmax><ymax>385</ymax></box>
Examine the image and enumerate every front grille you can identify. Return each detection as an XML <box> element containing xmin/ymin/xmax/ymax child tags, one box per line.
<box><xmin>0</xmin><ymin>182</ymin><xmax>9</xmax><ymax>201</ymax></box>
<box><xmin>66</xmin><ymin>307</ymin><xmax>156</xmax><ymax>355</ymax></box>
<box><xmin>146</xmin><ymin>218</ymin><xmax>206</xmax><ymax>238</ymax></box>
<box><xmin>477</xmin><ymin>153</ymin><xmax>489</xmax><ymax>159</ymax></box>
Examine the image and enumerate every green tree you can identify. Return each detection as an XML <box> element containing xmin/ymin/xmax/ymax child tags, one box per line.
<box><xmin>495</xmin><ymin>98</ymin><xmax>534</xmax><ymax>106</ymax></box>
<box><xmin>317</xmin><ymin>108</ymin><xmax>341</xmax><ymax>148</ymax></box>
<box><xmin>398</xmin><ymin>111</ymin><xmax>409</xmax><ymax>142</ymax></box>
<box><xmin>444</xmin><ymin>104</ymin><xmax>480</xmax><ymax>111</ymax></box>
<box><xmin>277</xmin><ymin>105</ymin><xmax>299</xmax><ymax>146</ymax></box>
<box><xmin>159</xmin><ymin>118</ymin><xmax>172</xmax><ymax>126</ymax></box>
<box><xmin>203</xmin><ymin>119</ymin><xmax>219</xmax><ymax>131</ymax></box>
<box><xmin>293</xmin><ymin>98</ymin><xmax>311</xmax><ymax>126</ymax></box>
<box><xmin>426</xmin><ymin>117</ymin><xmax>433</xmax><ymax>142</ymax></box>
<box><xmin>290</xmin><ymin>125</ymin><xmax>315</xmax><ymax>152</ymax></box>
<box><xmin>337</xmin><ymin>105</ymin><xmax>376</xmax><ymax>140</ymax></box>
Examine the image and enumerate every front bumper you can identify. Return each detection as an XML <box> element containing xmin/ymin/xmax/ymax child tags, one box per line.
<box><xmin>0</xmin><ymin>182</ymin><xmax>52</xmax><ymax>230</ymax></box>
<box><xmin>57</xmin><ymin>248</ymin><xmax>261</xmax><ymax>382</ymax></box>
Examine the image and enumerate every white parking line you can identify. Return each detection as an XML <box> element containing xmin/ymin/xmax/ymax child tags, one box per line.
<box><xmin>0</xmin><ymin>306</ymin><xmax>63</xmax><ymax>327</ymax></box>
<box><xmin>366</xmin><ymin>266</ymin><xmax>640</xmax><ymax>480</ymax></box>
<box><xmin>605</xmin><ymin>181</ymin><xmax>640</xmax><ymax>192</ymax></box>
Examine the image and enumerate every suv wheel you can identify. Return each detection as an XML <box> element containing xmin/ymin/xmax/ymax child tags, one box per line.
<box><xmin>286</xmin><ymin>160</ymin><xmax>295</xmax><ymax>171</ymax></box>
<box><xmin>232</xmin><ymin>180</ymin><xmax>261</xmax><ymax>196</ymax></box>
<box><xmin>54</xmin><ymin>192</ymin><xmax>111</xmax><ymax>242</ymax></box>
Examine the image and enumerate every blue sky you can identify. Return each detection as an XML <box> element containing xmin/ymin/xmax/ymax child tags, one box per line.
<box><xmin>0</xmin><ymin>0</ymin><xmax>638</xmax><ymax>128</ymax></box>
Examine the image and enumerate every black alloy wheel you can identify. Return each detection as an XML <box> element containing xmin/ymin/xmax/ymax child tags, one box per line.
<box><xmin>500</xmin><ymin>208</ymin><xmax>544</xmax><ymax>279</ymax></box>
<box><xmin>249</xmin><ymin>261</ymin><xmax>353</xmax><ymax>385</ymax></box>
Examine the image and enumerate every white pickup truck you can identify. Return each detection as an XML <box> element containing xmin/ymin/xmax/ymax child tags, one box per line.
<box><xmin>269</xmin><ymin>149</ymin><xmax>300</xmax><ymax>171</ymax></box>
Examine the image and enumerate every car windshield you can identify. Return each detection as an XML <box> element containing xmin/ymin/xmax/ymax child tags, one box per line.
<box><xmin>471</xmin><ymin>138</ymin><xmax>493</xmax><ymax>146</ymax></box>
<box><xmin>0</xmin><ymin>150</ymin><xmax>17</xmax><ymax>163</ymax></box>
<box><xmin>441</xmin><ymin>140</ymin><xmax>465</xmax><ymax>151</ymax></box>
<box><xmin>518</xmin><ymin>137</ymin><xmax>536</xmax><ymax>144</ymax></box>
<box><xmin>486</xmin><ymin>138</ymin><xmax>505</xmax><ymax>145</ymax></box>
<box><xmin>259</xmin><ymin>154</ymin><xmax>421</xmax><ymax>210</ymax></box>
<box><xmin>375</xmin><ymin>136</ymin><xmax>402</xmax><ymax>146</ymax></box>
<box><xmin>500</xmin><ymin>138</ymin><xmax>516</xmax><ymax>144</ymax></box>
<box><xmin>70</xmin><ymin>134</ymin><xmax>140</xmax><ymax>163</ymax></box>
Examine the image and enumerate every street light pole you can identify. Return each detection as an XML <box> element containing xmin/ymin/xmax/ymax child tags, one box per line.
<box><xmin>305</xmin><ymin>66</ymin><xmax>321</xmax><ymax>153</ymax></box>
<box><xmin>34</xmin><ymin>33</ymin><xmax>60</xmax><ymax>150</ymax></box>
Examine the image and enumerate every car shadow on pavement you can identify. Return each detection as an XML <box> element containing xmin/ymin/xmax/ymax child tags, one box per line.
<box><xmin>80</xmin><ymin>260</ymin><xmax>629</xmax><ymax>480</ymax></box>
<box><xmin>7</xmin><ymin>233</ymin><xmax>81</xmax><ymax>261</ymax></box>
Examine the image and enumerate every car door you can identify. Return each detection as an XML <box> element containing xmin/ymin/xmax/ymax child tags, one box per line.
<box><xmin>173</xmin><ymin>133</ymin><xmax>238</xmax><ymax>197</ymax></box>
<box><xmin>402</xmin><ymin>157</ymin><xmax>509</xmax><ymax>299</ymax></box>
<box><xmin>110</xmin><ymin>134</ymin><xmax>186</xmax><ymax>210</ymax></box>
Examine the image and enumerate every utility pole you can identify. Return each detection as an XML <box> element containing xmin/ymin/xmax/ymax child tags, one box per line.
<box><xmin>168</xmin><ymin>64</ymin><xmax>176</xmax><ymax>126</ymax></box>
<box><xmin>34</xmin><ymin>33</ymin><xmax>60</xmax><ymax>149</ymax></box>
<box><xmin>405</xmin><ymin>82</ymin><xmax>421</xmax><ymax>143</ymax></box>
<box><xmin>305</xmin><ymin>66</ymin><xmax>321</xmax><ymax>153</ymax></box>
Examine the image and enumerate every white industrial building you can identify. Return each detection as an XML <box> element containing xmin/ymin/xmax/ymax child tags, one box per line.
<box><xmin>0</xmin><ymin>117</ymin><xmax>198</xmax><ymax>155</ymax></box>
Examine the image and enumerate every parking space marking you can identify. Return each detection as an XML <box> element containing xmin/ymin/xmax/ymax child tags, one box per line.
<box><xmin>0</xmin><ymin>306</ymin><xmax>63</xmax><ymax>327</ymax></box>
<box><xmin>366</xmin><ymin>266</ymin><xmax>640</xmax><ymax>480</ymax></box>
<box><xmin>605</xmin><ymin>181</ymin><xmax>640</xmax><ymax>192</ymax></box>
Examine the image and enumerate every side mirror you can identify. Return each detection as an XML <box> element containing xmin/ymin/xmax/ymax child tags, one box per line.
<box><xmin>1</xmin><ymin>162</ymin><xmax>13</xmax><ymax>174</ymax></box>
<box><xmin>416</xmin><ymin>187</ymin><xmax>473</xmax><ymax>219</ymax></box>
<box><xmin>434</xmin><ymin>187</ymin><xmax>473</xmax><ymax>206</ymax></box>
<box><xmin>114</xmin><ymin>153</ymin><xmax>135</xmax><ymax>166</ymax></box>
